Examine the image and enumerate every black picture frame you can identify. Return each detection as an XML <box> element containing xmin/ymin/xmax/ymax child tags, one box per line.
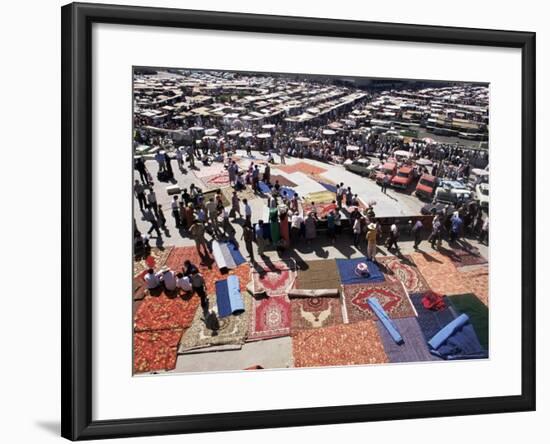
<box><xmin>61</xmin><ymin>2</ymin><xmax>536</xmax><ymax>440</ymax></box>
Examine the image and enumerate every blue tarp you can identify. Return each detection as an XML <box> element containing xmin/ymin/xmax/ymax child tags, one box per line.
<box><xmin>368</xmin><ymin>297</ymin><xmax>403</xmax><ymax>344</ymax></box>
<box><xmin>319</xmin><ymin>182</ymin><xmax>338</xmax><ymax>193</ymax></box>
<box><xmin>336</xmin><ymin>257</ymin><xmax>385</xmax><ymax>285</ymax></box>
<box><xmin>258</xmin><ymin>181</ymin><xmax>271</xmax><ymax>194</ymax></box>
<box><xmin>279</xmin><ymin>186</ymin><xmax>297</xmax><ymax>199</ymax></box>
<box><xmin>227</xmin><ymin>275</ymin><xmax>244</xmax><ymax>314</ymax></box>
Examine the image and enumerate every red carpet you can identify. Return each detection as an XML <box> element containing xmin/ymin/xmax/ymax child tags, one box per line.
<box><xmin>134</xmin><ymin>292</ymin><xmax>201</xmax><ymax>332</ymax></box>
<box><xmin>378</xmin><ymin>255</ymin><xmax>431</xmax><ymax>294</ymax></box>
<box><xmin>247</xmin><ymin>294</ymin><xmax>291</xmax><ymax>341</ymax></box>
<box><xmin>290</xmin><ymin>296</ymin><xmax>343</xmax><ymax>331</ymax></box>
<box><xmin>343</xmin><ymin>281</ymin><xmax>416</xmax><ymax>323</ymax></box>
<box><xmin>277</xmin><ymin>161</ymin><xmax>327</xmax><ymax>176</ymax></box>
<box><xmin>251</xmin><ymin>261</ymin><xmax>296</xmax><ymax>296</ymax></box>
<box><xmin>133</xmin><ymin>329</ymin><xmax>183</xmax><ymax>374</ymax></box>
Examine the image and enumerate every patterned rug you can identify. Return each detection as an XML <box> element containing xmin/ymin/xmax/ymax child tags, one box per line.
<box><xmin>292</xmin><ymin>321</ymin><xmax>388</xmax><ymax>367</ymax></box>
<box><xmin>204</xmin><ymin>172</ymin><xmax>230</xmax><ymax>187</ymax></box>
<box><xmin>133</xmin><ymin>246</ymin><xmax>173</xmax><ymax>276</ymax></box>
<box><xmin>376</xmin><ymin>317</ymin><xmax>438</xmax><ymax>363</ymax></box>
<box><xmin>134</xmin><ymin>293</ymin><xmax>201</xmax><ymax>332</ymax></box>
<box><xmin>303</xmin><ymin>202</ymin><xmax>338</xmax><ymax>219</ymax></box>
<box><xmin>291</xmin><ymin>296</ymin><xmax>343</xmax><ymax>331</ymax></box>
<box><xmin>378</xmin><ymin>255</ymin><xmax>431</xmax><ymax>294</ymax></box>
<box><xmin>296</xmin><ymin>259</ymin><xmax>341</xmax><ymax>290</ymax></box>
<box><xmin>439</xmin><ymin>246</ymin><xmax>488</xmax><ymax>268</ymax></box>
<box><xmin>270</xmin><ymin>174</ymin><xmax>298</xmax><ymax>187</ymax></box>
<box><xmin>178</xmin><ymin>293</ymin><xmax>252</xmax><ymax>351</ymax></box>
<box><xmin>343</xmin><ymin>281</ymin><xmax>415</xmax><ymax>323</ymax></box>
<box><xmin>276</xmin><ymin>162</ymin><xmax>327</xmax><ymax>176</ymax></box>
<box><xmin>133</xmin><ymin>329</ymin><xmax>183</xmax><ymax>374</ymax></box>
<box><xmin>251</xmin><ymin>261</ymin><xmax>296</xmax><ymax>296</ymax></box>
<box><xmin>459</xmin><ymin>266</ymin><xmax>489</xmax><ymax>306</ymax></box>
<box><xmin>410</xmin><ymin>252</ymin><xmax>472</xmax><ymax>296</ymax></box>
<box><xmin>247</xmin><ymin>294</ymin><xmax>291</xmax><ymax>341</ymax></box>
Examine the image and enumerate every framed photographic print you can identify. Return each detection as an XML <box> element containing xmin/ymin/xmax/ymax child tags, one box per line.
<box><xmin>61</xmin><ymin>2</ymin><xmax>536</xmax><ymax>440</ymax></box>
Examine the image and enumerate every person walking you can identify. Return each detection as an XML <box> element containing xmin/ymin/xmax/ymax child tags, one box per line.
<box><xmin>147</xmin><ymin>190</ymin><xmax>158</xmax><ymax>217</ymax></box>
<box><xmin>134</xmin><ymin>180</ymin><xmax>147</xmax><ymax>211</ymax></box>
<box><xmin>366</xmin><ymin>222</ymin><xmax>377</xmax><ymax>261</ymax></box>
<box><xmin>327</xmin><ymin>210</ymin><xmax>336</xmax><ymax>244</ymax></box>
<box><xmin>144</xmin><ymin>208</ymin><xmax>162</xmax><ymax>238</ymax></box>
<box><xmin>189</xmin><ymin>219</ymin><xmax>209</xmax><ymax>257</ymax></box>
<box><xmin>412</xmin><ymin>219</ymin><xmax>424</xmax><ymax>249</ymax></box>
<box><xmin>157</xmin><ymin>204</ymin><xmax>167</xmax><ymax>230</ymax></box>
<box><xmin>429</xmin><ymin>217</ymin><xmax>442</xmax><ymax>249</ymax></box>
<box><xmin>242</xmin><ymin>222</ymin><xmax>255</xmax><ymax>263</ymax></box>
<box><xmin>382</xmin><ymin>173</ymin><xmax>390</xmax><ymax>194</ymax></box>
<box><xmin>176</xmin><ymin>147</ymin><xmax>185</xmax><ymax>171</ymax></box>
<box><xmin>154</xmin><ymin>151</ymin><xmax>166</xmax><ymax>172</ymax></box>
<box><xmin>387</xmin><ymin>223</ymin><xmax>399</xmax><ymax>251</ymax></box>
<box><xmin>450</xmin><ymin>212</ymin><xmax>463</xmax><ymax>244</ymax></box>
<box><xmin>190</xmin><ymin>269</ymin><xmax>208</xmax><ymax>308</ymax></box>
<box><xmin>353</xmin><ymin>216</ymin><xmax>362</xmax><ymax>247</ymax></box>
<box><xmin>243</xmin><ymin>198</ymin><xmax>252</xmax><ymax>225</ymax></box>
<box><xmin>171</xmin><ymin>195</ymin><xmax>181</xmax><ymax>228</ymax></box>
<box><xmin>230</xmin><ymin>191</ymin><xmax>241</xmax><ymax>219</ymax></box>
<box><xmin>479</xmin><ymin>218</ymin><xmax>489</xmax><ymax>245</ymax></box>
<box><xmin>255</xmin><ymin>220</ymin><xmax>267</xmax><ymax>256</ymax></box>
<box><xmin>135</xmin><ymin>157</ymin><xmax>150</xmax><ymax>185</ymax></box>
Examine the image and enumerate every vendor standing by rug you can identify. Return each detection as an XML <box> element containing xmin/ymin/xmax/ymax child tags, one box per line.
<box><xmin>305</xmin><ymin>212</ymin><xmax>317</xmax><ymax>244</ymax></box>
<box><xmin>269</xmin><ymin>207</ymin><xmax>281</xmax><ymax>246</ymax></box>
<box><xmin>366</xmin><ymin>223</ymin><xmax>377</xmax><ymax>261</ymax></box>
<box><xmin>279</xmin><ymin>208</ymin><xmax>290</xmax><ymax>248</ymax></box>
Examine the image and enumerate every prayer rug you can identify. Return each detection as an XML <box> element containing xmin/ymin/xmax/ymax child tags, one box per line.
<box><xmin>447</xmin><ymin>293</ymin><xmax>489</xmax><ymax>350</ymax></box>
<box><xmin>378</xmin><ymin>255</ymin><xmax>430</xmax><ymax>294</ymax></box>
<box><xmin>296</xmin><ymin>259</ymin><xmax>341</xmax><ymax>290</ymax></box>
<box><xmin>290</xmin><ymin>296</ymin><xmax>343</xmax><ymax>331</ymax></box>
<box><xmin>270</xmin><ymin>174</ymin><xmax>298</xmax><ymax>187</ymax></box>
<box><xmin>459</xmin><ymin>266</ymin><xmax>489</xmax><ymax>306</ymax></box>
<box><xmin>410</xmin><ymin>293</ymin><xmax>456</xmax><ymax>341</ymax></box>
<box><xmin>376</xmin><ymin>317</ymin><xmax>438</xmax><ymax>363</ymax></box>
<box><xmin>133</xmin><ymin>329</ymin><xmax>183</xmax><ymax>374</ymax></box>
<box><xmin>336</xmin><ymin>258</ymin><xmax>385</xmax><ymax>285</ymax></box>
<box><xmin>251</xmin><ymin>260</ymin><xmax>296</xmax><ymax>296</ymax></box>
<box><xmin>134</xmin><ymin>292</ymin><xmax>201</xmax><ymax>332</ymax></box>
<box><xmin>178</xmin><ymin>293</ymin><xmax>251</xmax><ymax>351</ymax></box>
<box><xmin>439</xmin><ymin>246</ymin><xmax>488</xmax><ymax>268</ymax></box>
<box><xmin>343</xmin><ymin>281</ymin><xmax>415</xmax><ymax>323</ymax></box>
<box><xmin>292</xmin><ymin>321</ymin><xmax>388</xmax><ymax>367</ymax></box>
<box><xmin>276</xmin><ymin>162</ymin><xmax>327</xmax><ymax>176</ymax></box>
<box><xmin>247</xmin><ymin>294</ymin><xmax>291</xmax><ymax>341</ymax></box>
<box><xmin>410</xmin><ymin>252</ymin><xmax>471</xmax><ymax>296</ymax></box>
<box><xmin>133</xmin><ymin>246</ymin><xmax>173</xmax><ymax>276</ymax></box>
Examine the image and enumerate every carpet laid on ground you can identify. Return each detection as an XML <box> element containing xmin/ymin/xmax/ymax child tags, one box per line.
<box><xmin>204</xmin><ymin>172</ymin><xmax>230</xmax><ymax>187</ymax></box>
<box><xmin>410</xmin><ymin>252</ymin><xmax>472</xmax><ymax>295</ymax></box>
<box><xmin>296</xmin><ymin>259</ymin><xmax>341</xmax><ymax>290</ymax></box>
<box><xmin>247</xmin><ymin>294</ymin><xmax>291</xmax><ymax>341</ymax></box>
<box><xmin>276</xmin><ymin>162</ymin><xmax>327</xmax><ymax>176</ymax></box>
<box><xmin>292</xmin><ymin>321</ymin><xmax>388</xmax><ymax>367</ymax></box>
<box><xmin>376</xmin><ymin>317</ymin><xmax>437</xmax><ymax>363</ymax></box>
<box><xmin>336</xmin><ymin>257</ymin><xmax>385</xmax><ymax>285</ymax></box>
<box><xmin>270</xmin><ymin>174</ymin><xmax>298</xmax><ymax>187</ymax></box>
<box><xmin>133</xmin><ymin>329</ymin><xmax>184</xmax><ymax>373</ymax></box>
<box><xmin>447</xmin><ymin>293</ymin><xmax>489</xmax><ymax>350</ymax></box>
<box><xmin>304</xmin><ymin>190</ymin><xmax>336</xmax><ymax>204</ymax></box>
<box><xmin>178</xmin><ymin>293</ymin><xmax>251</xmax><ymax>352</ymax></box>
<box><xmin>134</xmin><ymin>293</ymin><xmax>201</xmax><ymax>332</ymax></box>
<box><xmin>378</xmin><ymin>255</ymin><xmax>431</xmax><ymax>294</ymax></box>
<box><xmin>459</xmin><ymin>266</ymin><xmax>489</xmax><ymax>306</ymax></box>
<box><xmin>410</xmin><ymin>293</ymin><xmax>456</xmax><ymax>341</ymax></box>
<box><xmin>318</xmin><ymin>181</ymin><xmax>338</xmax><ymax>193</ymax></box>
<box><xmin>343</xmin><ymin>281</ymin><xmax>415</xmax><ymax>323</ymax></box>
<box><xmin>134</xmin><ymin>246</ymin><xmax>173</xmax><ymax>276</ymax></box>
<box><xmin>439</xmin><ymin>246</ymin><xmax>488</xmax><ymax>268</ymax></box>
<box><xmin>251</xmin><ymin>261</ymin><xmax>296</xmax><ymax>296</ymax></box>
<box><xmin>290</xmin><ymin>296</ymin><xmax>343</xmax><ymax>331</ymax></box>
<box><xmin>428</xmin><ymin>315</ymin><xmax>487</xmax><ymax>360</ymax></box>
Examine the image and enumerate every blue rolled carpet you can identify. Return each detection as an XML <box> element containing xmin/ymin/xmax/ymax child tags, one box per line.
<box><xmin>215</xmin><ymin>279</ymin><xmax>232</xmax><ymax>318</ymax></box>
<box><xmin>336</xmin><ymin>257</ymin><xmax>385</xmax><ymax>285</ymax></box>
<box><xmin>428</xmin><ymin>313</ymin><xmax>470</xmax><ymax>349</ymax></box>
<box><xmin>368</xmin><ymin>297</ymin><xmax>403</xmax><ymax>344</ymax></box>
